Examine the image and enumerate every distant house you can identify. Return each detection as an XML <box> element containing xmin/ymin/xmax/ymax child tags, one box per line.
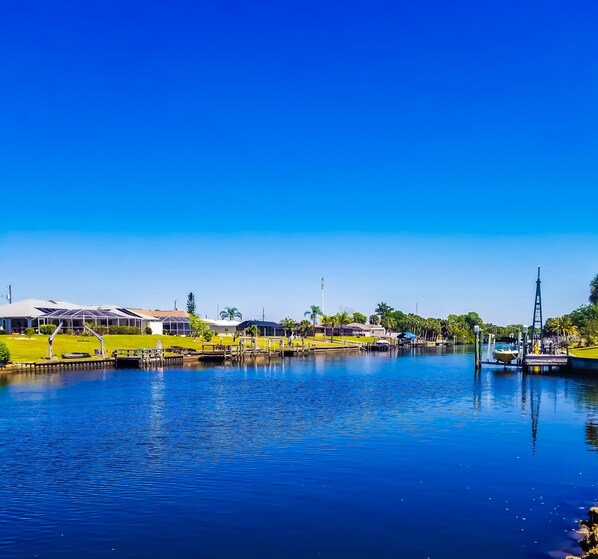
<box><xmin>314</xmin><ymin>322</ymin><xmax>386</xmax><ymax>337</ymax></box>
<box><xmin>237</xmin><ymin>320</ymin><xmax>285</xmax><ymax>337</ymax></box>
<box><xmin>133</xmin><ymin>309</ymin><xmax>190</xmax><ymax>336</ymax></box>
<box><xmin>205</xmin><ymin>319</ymin><xmax>241</xmax><ymax>335</ymax></box>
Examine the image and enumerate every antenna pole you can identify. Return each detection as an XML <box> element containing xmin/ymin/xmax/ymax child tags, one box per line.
<box><xmin>530</xmin><ymin>266</ymin><xmax>543</xmax><ymax>352</ymax></box>
<box><xmin>8</xmin><ymin>285</ymin><xmax>12</xmax><ymax>304</ymax></box>
<box><xmin>321</xmin><ymin>277</ymin><xmax>324</xmax><ymax>314</ymax></box>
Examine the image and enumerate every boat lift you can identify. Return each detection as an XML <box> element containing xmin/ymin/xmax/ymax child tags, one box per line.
<box><xmin>83</xmin><ymin>323</ymin><xmax>105</xmax><ymax>357</ymax></box>
<box><xmin>47</xmin><ymin>322</ymin><xmax>64</xmax><ymax>359</ymax></box>
<box><xmin>47</xmin><ymin>321</ymin><xmax>106</xmax><ymax>359</ymax></box>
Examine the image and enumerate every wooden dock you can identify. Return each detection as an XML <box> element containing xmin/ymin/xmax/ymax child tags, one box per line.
<box><xmin>523</xmin><ymin>354</ymin><xmax>570</xmax><ymax>370</ymax></box>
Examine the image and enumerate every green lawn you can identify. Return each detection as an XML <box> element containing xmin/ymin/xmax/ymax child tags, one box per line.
<box><xmin>1</xmin><ymin>333</ymin><xmax>370</xmax><ymax>363</ymax></box>
<box><xmin>569</xmin><ymin>346</ymin><xmax>598</xmax><ymax>359</ymax></box>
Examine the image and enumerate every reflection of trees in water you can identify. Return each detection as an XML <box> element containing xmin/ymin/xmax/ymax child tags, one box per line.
<box><xmin>586</xmin><ymin>421</ymin><xmax>598</xmax><ymax>451</ymax></box>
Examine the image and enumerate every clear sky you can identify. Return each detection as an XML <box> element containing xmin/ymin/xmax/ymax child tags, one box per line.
<box><xmin>1</xmin><ymin>1</ymin><xmax>597</xmax><ymax>324</ymax></box>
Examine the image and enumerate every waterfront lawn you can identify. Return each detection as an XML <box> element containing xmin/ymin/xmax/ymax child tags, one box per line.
<box><xmin>2</xmin><ymin>333</ymin><xmax>369</xmax><ymax>362</ymax></box>
<box><xmin>569</xmin><ymin>346</ymin><xmax>598</xmax><ymax>359</ymax></box>
<box><xmin>2</xmin><ymin>334</ymin><xmax>217</xmax><ymax>363</ymax></box>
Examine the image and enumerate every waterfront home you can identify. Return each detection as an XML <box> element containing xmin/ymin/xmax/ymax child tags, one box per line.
<box><xmin>205</xmin><ymin>319</ymin><xmax>241</xmax><ymax>335</ymax></box>
<box><xmin>0</xmin><ymin>299</ymin><xmax>161</xmax><ymax>334</ymax></box>
<box><xmin>314</xmin><ymin>322</ymin><xmax>386</xmax><ymax>337</ymax></box>
<box><xmin>237</xmin><ymin>320</ymin><xmax>285</xmax><ymax>337</ymax></box>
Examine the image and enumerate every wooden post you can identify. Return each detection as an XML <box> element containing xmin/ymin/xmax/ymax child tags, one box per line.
<box><xmin>473</xmin><ymin>324</ymin><xmax>482</xmax><ymax>371</ymax></box>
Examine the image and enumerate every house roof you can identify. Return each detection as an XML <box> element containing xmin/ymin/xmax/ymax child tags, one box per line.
<box><xmin>0</xmin><ymin>299</ymin><xmax>94</xmax><ymax>319</ymax></box>
<box><xmin>237</xmin><ymin>320</ymin><xmax>283</xmax><ymax>328</ymax></box>
<box><xmin>143</xmin><ymin>309</ymin><xmax>189</xmax><ymax>318</ymax></box>
<box><xmin>205</xmin><ymin>319</ymin><xmax>241</xmax><ymax>327</ymax></box>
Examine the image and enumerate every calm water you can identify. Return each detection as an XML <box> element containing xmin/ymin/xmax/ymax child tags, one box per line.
<box><xmin>1</xmin><ymin>350</ymin><xmax>597</xmax><ymax>559</ymax></box>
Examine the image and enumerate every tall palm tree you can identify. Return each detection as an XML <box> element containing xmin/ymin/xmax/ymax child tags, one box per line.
<box><xmin>375</xmin><ymin>302</ymin><xmax>394</xmax><ymax>319</ymax></box>
<box><xmin>304</xmin><ymin>305</ymin><xmax>323</xmax><ymax>329</ymax></box>
<box><xmin>590</xmin><ymin>274</ymin><xmax>598</xmax><ymax>305</ymax></box>
<box><xmin>220</xmin><ymin>307</ymin><xmax>242</xmax><ymax>321</ymax></box>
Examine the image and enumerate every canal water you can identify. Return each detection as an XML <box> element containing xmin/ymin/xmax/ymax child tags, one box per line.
<box><xmin>0</xmin><ymin>350</ymin><xmax>596</xmax><ymax>558</ymax></box>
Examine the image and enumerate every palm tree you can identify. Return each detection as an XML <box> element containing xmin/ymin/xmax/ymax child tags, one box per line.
<box><xmin>220</xmin><ymin>307</ymin><xmax>242</xmax><ymax>321</ymax></box>
<box><xmin>381</xmin><ymin>315</ymin><xmax>397</xmax><ymax>334</ymax></box>
<box><xmin>304</xmin><ymin>305</ymin><xmax>323</xmax><ymax>329</ymax></box>
<box><xmin>297</xmin><ymin>320</ymin><xmax>313</xmax><ymax>338</ymax></box>
<box><xmin>322</xmin><ymin>314</ymin><xmax>336</xmax><ymax>342</ymax></box>
<box><xmin>336</xmin><ymin>311</ymin><xmax>351</xmax><ymax>339</ymax></box>
<box><xmin>280</xmin><ymin>318</ymin><xmax>296</xmax><ymax>338</ymax></box>
<box><xmin>375</xmin><ymin>302</ymin><xmax>394</xmax><ymax>319</ymax></box>
<box><xmin>590</xmin><ymin>274</ymin><xmax>598</xmax><ymax>305</ymax></box>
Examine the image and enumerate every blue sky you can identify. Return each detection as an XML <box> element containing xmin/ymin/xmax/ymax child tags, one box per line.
<box><xmin>1</xmin><ymin>1</ymin><xmax>597</xmax><ymax>323</ymax></box>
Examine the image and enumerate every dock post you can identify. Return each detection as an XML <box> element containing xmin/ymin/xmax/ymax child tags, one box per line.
<box><xmin>474</xmin><ymin>325</ymin><xmax>481</xmax><ymax>370</ymax></box>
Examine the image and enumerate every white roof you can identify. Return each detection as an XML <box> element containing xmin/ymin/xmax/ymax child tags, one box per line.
<box><xmin>0</xmin><ymin>299</ymin><xmax>159</xmax><ymax>322</ymax></box>
<box><xmin>204</xmin><ymin>319</ymin><xmax>241</xmax><ymax>327</ymax></box>
<box><xmin>0</xmin><ymin>299</ymin><xmax>86</xmax><ymax>318</ymax></box>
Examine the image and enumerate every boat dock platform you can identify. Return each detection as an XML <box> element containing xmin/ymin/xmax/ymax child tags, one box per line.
<box><xmin>479</xmin><ymin>353</ymin><xmax>597</xmax><ymax>374</ymax></box>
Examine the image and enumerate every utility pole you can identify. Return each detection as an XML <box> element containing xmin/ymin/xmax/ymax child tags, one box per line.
<box><xmin>321</xmin><ymin>277</ymin><xmax>324</xmax><ymax>314</ymax></box>
<box><xmin>262</xmin><ymin>307</ymin><xmax>265</xmax><ymax>321</ymax></box>
<box><xmin>8</xmin><ymin>285</ymin><xmax>12</xmax><ymax>304</ymax></box>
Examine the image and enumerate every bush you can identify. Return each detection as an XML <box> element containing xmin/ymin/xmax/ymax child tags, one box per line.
<box><xmin>0</xmin><ymin>328</ymin><xmax>7</xmax><ymax>335</ymax></box>
<box><xmin>66</xmin><ymin>328</ymin><xmax>73</xmax><ymax>335</ymax></box>
<box><xmin>203</xmin><ymin>330</ymin><xmax>214</xmax><ymax>342</ymax></box>
<box><xmin>144</xmin><ymin>326</ymin><xmax>152</xmax><ymax>335</ymax></box>
<box><xmin>0</xmin><ymin>340</ymin><xmax>9</xmax><ymax>364</ymax></box>
<box><xmin>25</xmin><ymin>327</ymin><xmax>35</xmax><ymax>338</ymax></box>
<box><xmin>39</xmin><ymin>324</ymin><xmax>57</xmax><ymax>335</ymax></box>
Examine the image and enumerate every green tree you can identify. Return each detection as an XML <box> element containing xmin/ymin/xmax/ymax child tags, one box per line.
<box><xmin>336</xmin><ymin>312</ymin><xmax>351</xmax><ymax>339</ymax></box>
<box><xmin>280</xmin><ymin>318</ymin><xmax>297</xmax><ymax>337</ymax></box>
<box><xmin>590</xmin><ymin>274</ymin><xmax>598</xmax><ymax>305</ymax></box>
<box><xmin>220</xmin><ymin>307</ymin><xmax>242</xmax><ymax>321</ymax></box>
<box><xmin>375</xmin><ymin>302</ymin><xmax>394</xmax><ymax>319</ymax></box>
<box><xmin>381</xmin><ymin>315</ymin><xmax>397</xmax><ymax>333</ymax></box>
<box><xmin>297</xmin><ymin>320</ymin><xmax>313</xmax><ymax>337</ymax></box>
<box><xmin>388</xmin><ymin>310</ymin><xmax>408</xmax><ymax>332</ymax></box>
<box><xmin>189</xmin><ymin>314</ymin><xmax>209</xmax><ymax>339</ymax></box>
<box><xmin>246</xmin><ymin>324</ymin><xmax>259</xmax><ymax>337</ymax></box>
<box><xmin>25</xmin><ymin>327</ymin><xmax>35</xmax><ymax>338</ymax></box>
<box><xmin>0</xmin><ymin>340</ymin><xmax>10</xmax><ymax>364</ymax></box>
<box><xmin>369</xmin><ymin>314</ymin><xmax>380</xmax><ymax>325</ymax></box>
<box><xmin>352</xmin><ymin>312</ymin><xmax>367</xmax><ymax>324</ymax></box>
<box><xmin>186</xmin><ymin>292</ymin><xmax>196</xmax><ymax>315</ymax></box>
<box><xmin>304</xmin><ymin>305</ymin><xmax>323</xmax><ymax>328</ymax></box>
<box><xmin>322</xmin><ymin>314</ymin><xmax>337</xmax><ymax>342</ymax></box>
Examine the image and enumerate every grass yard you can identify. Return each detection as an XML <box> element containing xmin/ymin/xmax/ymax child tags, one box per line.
<box><xmin>569</xmin><ymin>346</ymin><xmax>598</xmax><ymax>359</ymax></box>
<box><xmin>1</xmin><ymin>333</ymin><xmax>372</xmax><ymax>363</ymax></box>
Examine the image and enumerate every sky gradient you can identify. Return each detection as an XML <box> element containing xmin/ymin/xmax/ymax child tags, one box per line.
<box><xmin>1</xmin><ymin>1</ymin><xmax>597</xmax><ymax>323</ymax></box>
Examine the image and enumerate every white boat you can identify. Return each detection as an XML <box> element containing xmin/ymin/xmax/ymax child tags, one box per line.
<box><xmin>376</xmin><ymin>339</ymin><xmax>391</xmax><ymax>347</ymax></box>
<box><xmin>492</xmin><ymin>337</ymin><xmax>519</xmax><ymax>363</ymax></box>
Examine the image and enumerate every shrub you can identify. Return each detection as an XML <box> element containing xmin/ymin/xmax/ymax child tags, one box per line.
<box><xmin>39</xmin><ymin>324</ymin><xmax>57</xmax><ymax>335</ymax></box>
<box><xmin>66</xmin><ymin>328</ymin><xmax>73</xmax><ymax>335</ymax></box>
<box><xmin>203</xmin><ymin>330</ymin><xmax>214</xmax><ymax>342</ymax></box>
<box><xmin>25</xmin><ymin>327</ymin><xmax>35</xmax><ymax>338</ymax></box>
<box><xmin>0</xmin><ymin>328</ymin><xmax>7</xmax><ymax>335</ymax></box>
<box><xmin>144</xmin><ymin>326</ymin><xmax>152</xmax><ymax>335</ymax></box>
<box><xmin>0</xmin><ymin>340</ymin><xmax>9</xmax><ymax>364</ymax></box>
